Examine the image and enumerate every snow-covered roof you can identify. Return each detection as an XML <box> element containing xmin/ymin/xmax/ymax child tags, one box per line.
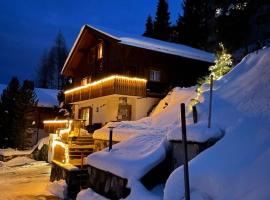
<box><xmin>0</xmin><ymin>84</ymin><xmax>59</xmax><ymax>107</ymax></box>
<box><xmin>62</xmin><ymin>24</ymin><xmax>215</xmax><ymax>74</ymax></box>
<box><xmin>88</xmin><ymin>25</ymin><xmax>215</xmax><ymax>62</ymax></box>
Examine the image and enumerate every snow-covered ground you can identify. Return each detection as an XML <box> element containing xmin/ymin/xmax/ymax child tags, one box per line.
<box><xmin>0</xmin><ymin>137</ymin><xmax>49</xmax><ymax>158</ymax></box>
<box><xmin>164</xmin><ymin>47</ymin><xmax>270</xmax><ymax>199</ymax></box>
<box><xmin>79</xmin><ymin>47</ymin><xmax>270</xmax><ymax>199</ymax></box>
<box><xmin>0</xmin><ymin>157</ymin><xmax>59</xmax><ymax>200</ymax></box>
<box><xmin>93</xmin><ymin>86</ymin><xmax>220</xmax><ymax>143</ymax></box>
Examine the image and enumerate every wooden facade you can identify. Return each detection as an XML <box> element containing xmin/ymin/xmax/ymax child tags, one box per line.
<box><xmin>62</xmin><ymin>25</ymin><xmax>214</xmax><ymax>103</ymax></box>
<box><xmin>65</xmin><ymin>75</ymin><xmax>146</xmax><ymax>104</ymax></box>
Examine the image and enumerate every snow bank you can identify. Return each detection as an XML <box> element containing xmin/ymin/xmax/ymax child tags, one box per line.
<box><xmin>47</xmin><ymin>180</ymin><xmax>68</xmax><ymax>199</ymax></box>
<box><xmin>77</xmin><ymin>188</ymin><xmax>109</xmax><ymax>200</ymax></box>
<box><xmin>88</xmin><ymin>134</ymin><xmax>168</xmax><ymax>181</ymax></box>
<box><xmin>0</xmin><ymin>136</ymin><xmax>49</xmax><ymax>157</ymax></box>
<box><xmin>93</xmin><ymin>86</ymin><xmax>222</xmax><ymax>143</ymax></box>
<box><xmin>164</xmin><ymin>47</ymin><xmax>270</xmax><ymax>199</ymax></box>
<box><xmin>93</xmin><ymin>87</ymin><xmax>203</xmax><ymax>142</ymax></box>
<box><xmin>167</xmin><ymin>121</ymin><xmax>223</xmax><ymax>142</ymax></box>
<box><xmin>4</xmin><ymin>156</ymin><xmax>35</xmax><ymax>167</ymax></box>
<box><xmin>77</xmin><ymin>182</ymin><xmax>163</xmax><ymax>200</ymax></box>
<box><xmin>0</xmin><ymin>148</ymin><xmax>33</xmax><ymax>157</ymax></box>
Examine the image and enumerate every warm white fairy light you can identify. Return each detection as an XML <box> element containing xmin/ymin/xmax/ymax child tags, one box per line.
<box><xmin>52</xmin><ymin>140</ymin><xmax>69</xmax><ymax>164</ymax></box>
<box><xmin>43</xmin><ymin>120</ymin><xmax>73</xmax><ymax>124</ymax></box>
<box><xmin>64</xmin><ymin>75</ymin><xmax>147</xmax><ymax>94</ymax></box>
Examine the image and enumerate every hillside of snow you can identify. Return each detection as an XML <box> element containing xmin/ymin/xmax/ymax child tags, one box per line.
<box><xmin>93</xmin><ymin>86</ymin><xmax>221</xmax><ymax>143</ymax></box>
<box><xmin>164</xmin><ymin>47</ymin><xmax>270</xmax><ymax>199</ymax></box>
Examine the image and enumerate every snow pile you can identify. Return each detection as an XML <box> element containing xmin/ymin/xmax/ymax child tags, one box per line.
<box><xmin>0</xmin><ymin>136</ymin><xmax>49</xmax><ymax>157</ymax></box>
<box><xmin>164</xmin><ymin>47</ymin><xmax>270</xmax><ymax>199</ymax></box>
<box><xmin>93</xmin><ymin>87</ymin><xmax>204</xmax><ymax>142</ymax></box>
<box><xmin>47</xmin><ymin>180</ymin><xmax>68</xmax><ymax>199</ymax></box>
<box><xmin>4</xmin><ymin>156</ymin><xmax>35</xmax><ymax>167</ymax></box>
<box><xmin>0</xmin><ymin>148</ymin><xmax>33</xmax><ymax>157</ymax></box>
<box><xmin>38</xmin><ymin>136</ymin><xmax>49</xmax><ymax>150</ymax></box>
<box><xmin>88</xmin><ymin>134</ymin><xmax>168</xmax><ymax>180</ymax></box>
<box><xmin>124</xmin><ymin>182</ymin><xmax>163</xmax><ymax>200</ymax></box>
<box><xmin>77</xmin><ymin>188</ymin><xmax>109</xmax><ymax>200</ymax></box>
<box><xmin>88</xmin><ymin>85</ymin><xmax>222</xmax><ymax>199</ymax></box>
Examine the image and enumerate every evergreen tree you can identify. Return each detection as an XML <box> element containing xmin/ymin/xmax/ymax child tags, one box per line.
<box><xmin>215</xmin><ymin>0</ymin><xmax>252</xmax><ymax>50</ymax></box>
<box><xmin>176</xmin><ymin>0</ymin><xmax>216</xmax><ymax>50</ymax></box>
<box><xmin>0</xmin><ymin>78</ymin><xmax>38</xmax><ymax>149</ymax></box>
<box><xmin>209</xmin><ymin>43</ymin><xmax>233</xmax><ymax>80</ymax></box>
<box><xmin>143</xmin><ymin>15</ymin><xmax>154</xmax><ymax>37</ymax></box>
<box><xmin>53</xmin><ymin>32</ymin><xmax>69</xmax><ymax>89</ymax></box>
<box><xmin>0</xmin><ymin>77</ymin><xmax>20</xmax><ymax>147</ymax></box>
<box><xmin>36</xmin><ymin>32</ymin><xmax>68</xmax><ymax>90</ymax></box>
<box><xmin>36</xmin><ymin>50</ymin><xmax>55</xmax><ymax>88</ymax></box>
<box><xmin>153</xmin><ymin>0</ymin><xmax>171</xmax><ymax>41</ymax></box>
<box><xmin>15</xmin><ymin>80</ymin><xmax>38</xmax><ymax>149</ymax></box>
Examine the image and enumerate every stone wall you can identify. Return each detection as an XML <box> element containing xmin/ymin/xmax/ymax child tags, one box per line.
<box><xmin>50</xmin><ymin>162</ymin><xmax>89</xmax><ymax>199</ymax></box>
<box><xmin>87</xmin><ymin>165</ymin><xmax>130</xmax><ymax>200</ymax></box>
<box><xmin>170</xmin><ymin>140</ymin><xmax>216</xmax><ymax>170</ymax></box>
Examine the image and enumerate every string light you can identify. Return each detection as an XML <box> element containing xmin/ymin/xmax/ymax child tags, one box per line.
<box><xmin>43</xmin><ymin>120</ymin><xmax>73</xmax><ymax>124</ymax></box>
<box><xmin>64</xmin><ymin>75</ymin><xmax>147</xmax><ymax>94</ymax></box>
<box><xmin>52</xmin><ymin>140</ymin><xmax>69</xmax><ymax>164</ymax></box>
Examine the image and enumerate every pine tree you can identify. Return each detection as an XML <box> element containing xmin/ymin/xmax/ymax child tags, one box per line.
<box><xmin>36</xmin><ymin>50</ymin><xmax>55</xmax><ymax>88</ymax></box>
<box><xmin>215</xmin><ymin>0</ymin><xmax>252</xmax><ymax>51</ymax></box>
<box><xmin>176</xmin><ymin>0</ymin><xmax>216</xmax><ymax>50</ymax></box>
<box><xmin>0</xmin><ymin>78</ymin><xmax>38</xmax><ymax>149</ymax></box>
<box><xmin>153</xmin><ymin>0</ymin><xmax>171</xmax><ymax>41</ymax></box>
<box><xmin>143</xmin><ymin>15</ymin><xmax>154</xmax><ymax>37</ymax></box>
<box><xmin>15</xmin><ymin>80</ymin><xmax>38</xmax><ymax>149</ymax></box>
<box><xmin>36</xmin><ymin>32</ymin><xmax>68</xmax><ymax>90</ymax></box>
<box><xmin>53</xmin><ymin>32</ymin><xmax>69</xmax><ymax>89</ymax></box>
<box><xmin>0</xmin><ymin>77</ymin><xmax>20</xmax><ymax>147</ymax></box>
<box><xmin>209</xmin><ymin>43</ymin><xmax>233</xmax><ymax>80</ymax></box>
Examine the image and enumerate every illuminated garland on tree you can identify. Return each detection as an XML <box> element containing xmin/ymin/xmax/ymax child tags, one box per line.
<box><xmin>189</xmin><ymin>43</ymin><xmax>233</xmax><ymax>110</ymax></box>
<box><xmin>209</xmin><ymin>43</ymin><xmax>233</xmax><ymax>80</ymax></box>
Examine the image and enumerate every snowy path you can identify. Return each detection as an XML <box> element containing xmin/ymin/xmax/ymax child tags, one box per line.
<box><xmin>0</xmin><ymin>158</ymin><xmax>59</xmax><ymax>200</ymax></box>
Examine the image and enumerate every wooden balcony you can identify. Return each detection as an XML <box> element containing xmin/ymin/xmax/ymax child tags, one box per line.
<box><xmin>65</xmin><ymin>75</ymin><xmax>147</xmax><ymax>104</ymax></box>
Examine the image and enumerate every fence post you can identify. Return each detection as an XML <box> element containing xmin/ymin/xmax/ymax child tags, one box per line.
<box><xmin>208</xmin><ymin>75</ymin><xmax>214</xmax><ymax>128</ymax></box>
<box><xmin>192</xmin><ymin>105</ymin><xmax>198</xmax><ymax>124</ymax></box>
<box><xmin>81</xmin><ymin>152</ymin><xmax>84</xmax><ymax>169</ymax></box>
<box><xmin>108</xmin><ymin>127</ymin><xmax>115</xmax><ymax>151</ymax></box>
<box><xmin>181</xmin><ymin>103</ymin><xmax>190</xmax><ymax>200</ymax></box>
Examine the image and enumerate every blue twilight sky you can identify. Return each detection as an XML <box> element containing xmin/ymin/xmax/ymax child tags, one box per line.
<box><xmin>0</xmin><ymin>0</ymin><xmax>182</xmax><ymax>85</ymax></box>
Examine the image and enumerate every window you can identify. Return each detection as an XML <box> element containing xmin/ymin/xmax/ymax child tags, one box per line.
<box><xmin>149</xmin><ymin>70</ymin><xmax>161</xmax><ymax>81</ymax></box>
<box><xmin>79</xmin><ymin>107</ymin><xmax>90</xmax><ymax>126</ymax></box>
<box><xmin>97</xmin><ymin>43</ymin><xmax>103</xmax><ymax>59</ymax></box>
<box><xmin>81</xmin><ymin>77</ymin><xmax>91</xmax><ymax>86</ymax></box>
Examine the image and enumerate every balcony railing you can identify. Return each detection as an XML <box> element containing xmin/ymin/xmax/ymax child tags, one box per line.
<box><xmin>64</xmin><ymin>75</ymin><xmax>147</xmax><ymax>104</ymax></box>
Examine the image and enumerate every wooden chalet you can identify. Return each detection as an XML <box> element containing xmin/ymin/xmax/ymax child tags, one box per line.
<box><xmin>61</xmin><ymin>24</ymin><xmax>215</xmax><ymax>126</ymax></box>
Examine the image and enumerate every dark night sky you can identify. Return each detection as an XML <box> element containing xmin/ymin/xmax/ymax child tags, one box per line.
<box><xmin>0</xmin><ymin>0</ymin><xmax>182</xmax><ymax>85</ymax></box>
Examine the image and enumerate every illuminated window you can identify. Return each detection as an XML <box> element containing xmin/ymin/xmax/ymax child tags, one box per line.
<box><xmin>97</xmin><ymin>43</ymin><xmax>103</xmax><ymax>59</ymax></box>
<box><xmin>81</xmin><ymin>77</ymin><xmax>91</xmax><ymax>86</ymax></box>
<box><xmin>79</xmin><ymin>107</ymin><xmax>90</xmax><ymax>126</ymax></box>
<box><xmin>150</xmin><ymin>70</ymin><xmax>161</xmax><ymax>81</ymax></box>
